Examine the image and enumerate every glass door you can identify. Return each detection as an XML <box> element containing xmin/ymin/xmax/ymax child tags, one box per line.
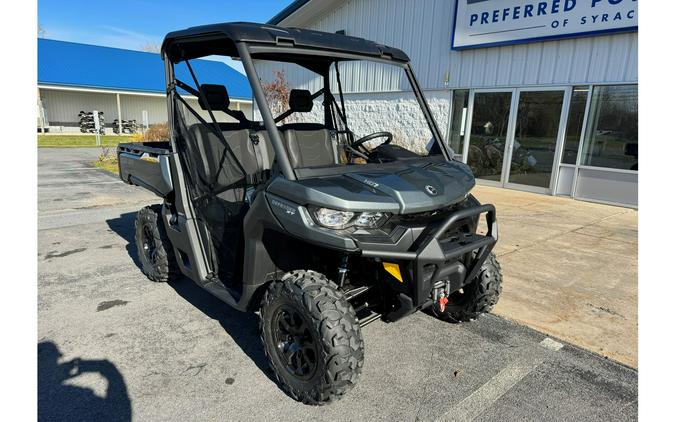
<box><xmin>505</xmin><ymin>90</ymin><xmax>565</xmax><ymax>191</ymax></box>
<box><xmin>464</xmin><ymin>91</ymin><xmax>513</xmax><ymax>184</ymax></box>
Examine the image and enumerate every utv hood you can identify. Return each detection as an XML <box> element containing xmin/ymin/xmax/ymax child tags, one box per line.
<box><xmin>268</xmin><ymin>160</ymin><xmax>475</xmax><ymax>214</ymax></box>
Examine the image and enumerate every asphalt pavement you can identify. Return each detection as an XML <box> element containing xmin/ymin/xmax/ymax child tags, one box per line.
<box><xmin>37</xmin><ymin>148</ymin><xmax>637</xmax><ymax>421</ymax></box>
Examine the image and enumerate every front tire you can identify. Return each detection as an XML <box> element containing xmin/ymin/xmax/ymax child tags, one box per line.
<box><xmin>432</xmin><ymin>252</ymin><xmax>502</xmax><ymax>322</ymax></box>
<box><xmin>134</xmin><ymin>205</ymin><xmax>179</xmax><ymax>282</ymax></box>
<box><xmin>260</xmin><ymin>270</ymin><xmax>364</xmax><ymax>405</ymax></box>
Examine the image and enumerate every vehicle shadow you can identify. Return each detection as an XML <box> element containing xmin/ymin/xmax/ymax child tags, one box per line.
<box><xmin>105</xmin><ymin>212</ymin><xmax>143</xmax><ymax>270</ymax></box>
<box><xmin>166</xmin><ymin>278</ymin><xmax>277</xmax><ymax>384</ymax></box>
<box><xmin>105</xmin><ymin>213</ymin><xmax>277</xmax><ymax>386</ymax></box>
<box><xmin>38</xmin><ymin>341</ymin><xmax>131</xmax><ymax>422</ymax></box>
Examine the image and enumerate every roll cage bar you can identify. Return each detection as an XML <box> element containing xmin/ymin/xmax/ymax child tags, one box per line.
<box><xmin>161</xmin><ymin>23</ymin><xmax>453</xmax><ymax>184</ymax></box>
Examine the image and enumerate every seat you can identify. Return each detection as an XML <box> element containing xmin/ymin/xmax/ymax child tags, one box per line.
<box><xmin>189</xmin><ymin>125</ymin><xmax>256</xmax><ymax>191</ymax></box>
<box><xmin>187</xmin><ymin>84</ymin><xmax>264</xmax><ymax>196</ymax></box>
<box><xmin>280</xmin><ymin>126</ymin><xmax>336</xmax><ymax>168</ymax></box>
<box><xmin>250</xmin><ymin>130</ymin><xmax>276</xmax><ymax>171</ymax></box>
<box><xmin>276</xmin><ymin>90</ymin><xmax>338</xmax><ymax>168</ymax></box>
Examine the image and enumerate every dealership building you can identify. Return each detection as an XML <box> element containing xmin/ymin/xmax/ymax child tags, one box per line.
<box><xmin>37</xmin><ymin>39</ymin><xmax>252</xmax><ymax>134</ymax></box>
<box><xmin>268</xmin><ymin>0</ymin><xmax>638</xmax><ymax>207</ymax></box>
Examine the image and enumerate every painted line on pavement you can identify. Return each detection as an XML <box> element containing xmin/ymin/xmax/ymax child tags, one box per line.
<box><xmin>539</xmin><ymin>337</ymin><xmax>564</xmax><ymax>351</ymax></box>
<box><xmin>437</xmin><ymin>355</ymin><xmax>544</xmax><ymax>422</ymax></box>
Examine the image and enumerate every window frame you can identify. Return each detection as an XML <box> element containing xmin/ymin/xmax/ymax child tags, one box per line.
<box><xmin>562</xmin><ymin>83</ymin><xmax>638</xmax><ymax>199</ymax></box>
<box><xmin>577</xmin><ymin>84</ymin><xmax>638</xmax><ymax>172</ymax></box>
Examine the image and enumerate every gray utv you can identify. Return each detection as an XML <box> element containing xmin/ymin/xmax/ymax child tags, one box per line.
<box><xmin>117</xmin><ymin>22</ymin><xmax>502</xmax><ymax>404</ymax></box>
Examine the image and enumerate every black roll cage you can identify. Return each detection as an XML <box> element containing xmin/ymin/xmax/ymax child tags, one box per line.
<box><xmin>162</xmin><ymin>40</ymin><xmax>454</xmax><ymax>183</ymax></box>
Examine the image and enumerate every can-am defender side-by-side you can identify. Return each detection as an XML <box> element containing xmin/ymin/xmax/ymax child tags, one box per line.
<box><xmin>117</xmin><ymin>22</ymin><xmax>502</xmax><ymax>404</ymax></box>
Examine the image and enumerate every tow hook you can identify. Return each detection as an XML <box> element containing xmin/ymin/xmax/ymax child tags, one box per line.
<box><xmin>438</xmin><ymin>294</ymin><xmax>448</xmax><ymax>313</ymax></box>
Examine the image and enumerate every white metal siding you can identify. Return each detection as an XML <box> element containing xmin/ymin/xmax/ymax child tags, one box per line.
<box><xmin>119</xmin><ymin>95</ymin><xmax>168</xmax><ymax>124</ymax></box>
<box><xmin>41</xmin><ymin>90</ymin><xmax>118</xmax><ymax>125</ymax></box>
<box><xmin>40</xmin><ymin>88</ymin><xmax>253</xmax><ymax>128</ymax></box>
<box><xmin>294</xmin><ymin>0</ymin><xmax>637</xmax><ymax>90</ymax></box>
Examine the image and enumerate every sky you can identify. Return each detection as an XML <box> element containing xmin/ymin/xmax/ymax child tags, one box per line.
<box><xmin>38</xmin><ymin>0</ymin><xmax>293</xmax><ymax>72</ymax></box>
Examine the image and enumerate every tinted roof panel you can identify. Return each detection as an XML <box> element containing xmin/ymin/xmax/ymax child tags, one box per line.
<box><xmin>162</xmin><ymin>22</ymin><xmax>409</xmax><ymax>63</ymax></box>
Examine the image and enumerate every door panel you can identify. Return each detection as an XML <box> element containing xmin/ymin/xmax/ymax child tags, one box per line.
<box><xmin>506</xmin><ymin>91</ymin><xmax>564</xmax><ymax>189</ymax></box>
<box><xmin>466</xmin><ymin>92</ymin><xmax>512</xmax><ymax>183</ymax></box>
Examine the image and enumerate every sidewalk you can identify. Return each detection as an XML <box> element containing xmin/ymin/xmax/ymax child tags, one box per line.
<box><xmin>473</xmin><ymin>185</ymin><xmax>638</xmax><ymax>368</ymax></box>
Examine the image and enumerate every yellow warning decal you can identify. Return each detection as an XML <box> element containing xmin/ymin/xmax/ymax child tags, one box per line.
<box><xmin>383</xmin><ymin>262</ymin><xmax>403</xmax><ymax>283</ymax></box>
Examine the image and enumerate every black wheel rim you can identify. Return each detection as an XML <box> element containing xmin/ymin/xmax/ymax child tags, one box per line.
<box><xmin>271</xmin><ymin>305</ymin><xmax>319</xmax><ymax>380</ymax></box>
<box><xmin>141</xmin><ymin>226</ymin><xmax>157</xmax><ymax>265</ymax></box>
<box><xmin>442</xmin><ymin>284</ymin><xmax>477</xmax><ymax>312</ymax></box>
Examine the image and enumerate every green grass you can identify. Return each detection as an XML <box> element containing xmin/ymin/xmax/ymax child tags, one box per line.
<box><xmin>93</xmin><ymin>158</ymin><xmax>119</xmax><ymax>174</ymax></box>
<box><xmin>38</xmin><ymin>134</ymin><xmax>134</xmax><ymax>148</ymax></box>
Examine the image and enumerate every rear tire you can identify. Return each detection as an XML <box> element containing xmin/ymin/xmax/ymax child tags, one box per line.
<box><xmin>431</xmin><ymin>252</ymin><xmax>502</xmax><ymax>323</ymax></box>
<box><xmin>259</xmin><ymin>270</ymin><xmax>364</xmax><ymax>405</ymax></box>
<box><xmin>134</xmin><ymin>205</ymin><xmax>179</xmax><ymax>282</ymax></box>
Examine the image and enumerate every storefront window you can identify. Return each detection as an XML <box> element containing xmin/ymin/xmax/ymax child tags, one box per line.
<box><xmin>467</xmin><ymin>91</ymin><xmax>512</xmax><ymax>181</ymax></box>
<box><xmin>509</xmin><ymin>90</ymin><xmax>564</xmax><ymax>189</ymax></box>
<box><xmin>581</xmin><ymin>85</ymin><xmax>638</xmax><ymax>171</ymax></box>
<box><xmin>561</xmin><ymin>86</ymin><xmax>589</xmax><ymax>164</ymax></box>
<box><xmin>448</xmin><ymin>89</ymin><xmax>469</xmax><ymax>156</ymax></box>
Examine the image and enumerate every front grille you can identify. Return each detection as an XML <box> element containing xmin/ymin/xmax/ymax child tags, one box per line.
<box><xmin>395</xmin><ymin>203</ymin><xmax>459</xmax><ymax>225</ymax></box>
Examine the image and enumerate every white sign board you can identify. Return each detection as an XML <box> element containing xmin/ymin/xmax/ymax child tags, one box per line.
<box><xmin>93</xmin><ymin>110</ymin><xmax>101</xmax><ymax>146</ymax></box>
<box><xmin>452</xmin><ymin>0</ymin><xmax>638</xmax><ymax>50</ymax></box>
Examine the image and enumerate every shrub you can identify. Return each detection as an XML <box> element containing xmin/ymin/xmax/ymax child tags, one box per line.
<box><xmin>142</xmin><ymin>122</ymin><xmax>170</xmax><ymax>141</ymax></box>
<box><xmin>129</xmin><ymin>122</ymin><xmax>170</xmax><ymax>142</ymax></box>
<box><xmin>97</xmin><ymin>146</ymin><xmax>115</xmax><ymax>162</ymax></box>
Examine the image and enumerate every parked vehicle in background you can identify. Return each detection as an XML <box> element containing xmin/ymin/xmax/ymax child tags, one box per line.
<box><xmin>78</xmin><ymin>110</ymin><xmax>105</xmax><ymax>134</ymax></box>
<box><xmin>113</xmin><ymin>119</ymin><xmax>138</xmax><ymax>134</ymax></box>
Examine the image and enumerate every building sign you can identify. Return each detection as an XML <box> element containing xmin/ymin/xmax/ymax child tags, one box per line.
<box><xmin>452</xmin><ymin>0</ymin><xmax>638</xmax><ymax>50</ymax></box>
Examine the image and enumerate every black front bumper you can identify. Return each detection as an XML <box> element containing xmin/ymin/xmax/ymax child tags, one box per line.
<box><xmin>360</xmin><ymin>204</ymin><xmax>498</xmax><ymax>320</ymax></box>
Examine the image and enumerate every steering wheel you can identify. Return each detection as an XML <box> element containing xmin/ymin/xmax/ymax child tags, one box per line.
<box><xmin>351</xmin><ymin>131</ymin><xmax>393</xmax><ymax>154</ymax></box>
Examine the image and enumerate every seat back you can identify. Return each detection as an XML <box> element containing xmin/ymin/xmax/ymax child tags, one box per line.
<box><xmin>251</xmin><ymin>130</ymin><xmax>276</xmax><ymax>171</ymax></box>
<box><xmin>279</xmin><ymin>124</ymin><xmax>337</xmax><ymax>168</ymax></box>
<box><xmin>188</xmin><ymin>124</ymin><xmax>257</xmax><ymax>191</ymax></box>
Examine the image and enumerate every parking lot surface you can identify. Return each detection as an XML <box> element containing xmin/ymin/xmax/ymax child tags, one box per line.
<box><xmin>472</xmin><ymin>186</ymin><xmax>638</xmax><ymax>368</ymax></box>
<box><xmin>38</xmin><ymin>148</ymin><xmax>637</xmax><ymax>421</ymax></box>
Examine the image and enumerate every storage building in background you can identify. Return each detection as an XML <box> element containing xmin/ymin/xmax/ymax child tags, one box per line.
<box><xmin>268</xmin><ymin>0</ymin><xmax>638</xmax><ymax>207</ymax></box>
<box><xmin>38</xmin><ymin>39</ymin><xmax>252</xmax><ymax>135</ymax></box>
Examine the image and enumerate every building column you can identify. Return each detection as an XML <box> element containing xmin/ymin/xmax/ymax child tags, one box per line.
<box><xmin>116</xmin><ymin>93</ymin><xmax>122</xmax><ymax>135</ymax></box>
<box><xmin>37</xmin><ymin>87</ymin><xmax>46</xmax><ymax>133</ymax></box>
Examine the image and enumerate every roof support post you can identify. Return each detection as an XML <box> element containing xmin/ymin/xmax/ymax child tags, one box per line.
<box><xmin>116</xmin><ymin>93</ymin><xmax>122</xmax><ymax>135</ymax></box>
<box><xmin>236</xmin><ymin>42</ymin><xmax>296</xmax><ymax>181</ymax></box>
<box><xmin>37</xmin><ymin>87</ymin><xmax>46</xmax><ymax>133</ymax></box>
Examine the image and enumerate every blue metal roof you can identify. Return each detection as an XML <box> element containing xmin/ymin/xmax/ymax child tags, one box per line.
<box><xmin>38</xmin><ymin>38</ymin><xmax>252</xmax><ymax>100</ymax></box>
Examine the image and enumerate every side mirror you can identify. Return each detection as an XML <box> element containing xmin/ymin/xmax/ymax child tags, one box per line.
<box><xmin>289</xmin><ymin>89</ymin><xmax>313</xmax><ymax>113</ymax></box>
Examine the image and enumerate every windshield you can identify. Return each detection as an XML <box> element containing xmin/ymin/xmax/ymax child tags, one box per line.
<box><xmin>252</xmin><ymin>56</ymin><xmax>444</xmax><ymax>169</ymax></box>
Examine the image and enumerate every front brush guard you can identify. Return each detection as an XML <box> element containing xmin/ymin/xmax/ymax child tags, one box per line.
<box><xmin>361</xmin><ymin>204</ymin><xmax>498</xmax><ymax>318</ymax></box>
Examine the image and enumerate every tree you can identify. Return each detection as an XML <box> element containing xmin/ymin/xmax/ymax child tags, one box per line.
<box><xmin>261</xmin><ymin>70</ymin><xmax>290</xmax><ymax>122</ymax></box>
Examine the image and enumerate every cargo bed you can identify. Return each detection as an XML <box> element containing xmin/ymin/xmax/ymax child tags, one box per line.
<box><xmin>117</xmin><ymin>141</ymin><xmax>174</xmax><ymax>197</ymax></box>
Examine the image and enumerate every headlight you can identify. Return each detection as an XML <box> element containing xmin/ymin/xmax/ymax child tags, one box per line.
<box><xmin>313</xmin><ymin>208</ymin><xmax>355</xmax><ymax>229</ymax></box>
<box><xmin>312</xmin><ymin>208</ymin><xmax>389</xmax><ymax>229</ymax></box>
<box><xmin>355</xmin><ymin>211</ymin><xmax>387</xmax><ymax>228</ymax></box>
